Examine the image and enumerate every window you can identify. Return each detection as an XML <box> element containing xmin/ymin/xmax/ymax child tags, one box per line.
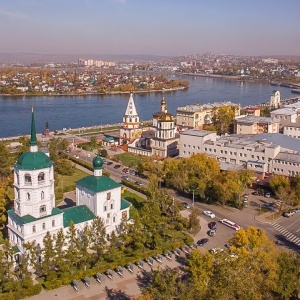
<box><xmin>32</xmin><ymin>225</ymin><xmax>36</xmax><ymax>233</ymax></box>
<box><xmin>38</xmin><ymin>172</ymin><xmax>45</xmax><ymax>181</ymax></box>
<box><xmin>41</xmin><ymin>191</ymin><xmax>44</xmax><ymax>200</ymax></box>
<box><xmin>25</xmin><ymin>174</ymin><xmax>31</xmax><ymax>184</ymax></box>
<box><xmin>104</xmin><ymin>205</ymin><xmax>107</xmax><ymax>212</ymax></box>
<box><xmin>40</xmin><ymin>205</ymin><xmax>46</xmax><ymax>214</ymax></box>
<box><xmin>107</xmin><ymin>213</ymin><xmax>110</xmax><ymax>218</ymax></box>
<box><xmin>113</xmin><ymin>216</ymin><xmax>116</xmax><ymax>222</ymax></box>
<box><xmin>107</xmin><ymin>192</ymin><xmax>111</xmax><ymax>200</ymax></box>
<box><xmin>26</xmin><ymin>193</ymin><xmax>30</xmax><ymax>201</ymax></box>
<box><xmin>52</xmin><ymin>220</ymin><xmax>55</xmax><ymax>227</ymax></box>
<box><xmin>110</xmin><ymin>203</ymin><xmax>114</xmax><ymax>210</ymax></box>
<box><xmin>42</xmin><ymin>223</ymin><xmax>45</xmax><ymax>230</ymax></box>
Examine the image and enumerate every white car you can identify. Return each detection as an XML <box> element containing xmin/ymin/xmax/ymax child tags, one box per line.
<box><xmin>203</xmin><ymin>210</ymin><xmax>215</xmax><ymax>218</ymax></box>
<box><xmin>219</xmin><ymin>219</ymin><xmax>240</xmax><ymax>231</ymax></box>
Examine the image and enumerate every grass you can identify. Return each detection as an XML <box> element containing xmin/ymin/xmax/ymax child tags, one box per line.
<box><xmin>113</xmin><ymin>152</ymin><xmax>145</xmax><ymax>169</ymax></box>
<box><xmin>122</xmin><ymin>189</ymin><xmax>146</xmax><ymax>218</ymax></box>
<box><xmin>55</xmin><ymin>168</ymin><xmax>90</xmax><ymax>205</ymax></box>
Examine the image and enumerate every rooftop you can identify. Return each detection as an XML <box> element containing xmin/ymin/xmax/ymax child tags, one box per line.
<box><xmin>76</xmin><ymin>174</ymin><xmax>121</xmax><ymax>193</ymax></box>
<box><xmin>181</xmin><ymin>129</ymin><xmax>215</xmax><ymax>137</ymax></box>
<box><xmin>177</xmin><ymin>101</ymin><xmax>239</xmax><ymax>113</ymax></box>
<box><xmin>62</xmin><ymin>205</ymin><xmax>95</xmax><ymax>228</ymax></box>
<box><xmin>235</xmin><ymin>116</ymin><xmax>275</xmax><ymax>124</ymax></box>
<box><xmin>7</xmin><ymin>207</ymin><xmax>62</xmax><ymax>225</ymax></box>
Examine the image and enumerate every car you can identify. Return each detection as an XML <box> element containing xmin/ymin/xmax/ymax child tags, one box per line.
<box><xmin>283</xmin><ymin>210</ymin><xmax>295</xmax><ymax>218</ymax></box>
<box><xmin>224</xmin><ymin>243</ymin><xmax>231</xmax><ymax>249</ymax></box>
<box><xmin>208</xmin><ymin>222</ymin><xmax>217</xmax><ymax>230</ymax></box>
<box><xmin>219</xmin><ymin>219</ymin><xmax>240</xmax><ymax>230</ymax></box>
<box><xmin>208</xmin><ymin>229</ymin><xmax>216</xmax><ymax>237</ymax></box>
<box><xmin>182</xmin><ymin>202</ymin><xmax>191</xmax><ymax>209</ymax></box>
<box><xmin>122</xmin><ymin>168</ymin><xmax>129</xmax><ymax>173</ymax></box>
<box><xmin>261</xmin><ymin>203</ymin><xmax>275</xmax><ymax>210</ymax></box>
<box><xmin>135</xmin><ymin>181</ymin><xmax>143</xmax><ymax>186</ymax></box>
<box><xmin>265</xmin><ymin>192</ymin><xmax>271</xmax><ymax>198</ymax></box>
<box><xmin>74</xmin><ymin>154</ymin><xmax>79</xmax><ymax>159</ymax></box>
<box><xmin>114</xmin><ymin>164</ymin><xmax>121</xmax><ymax>169</ymax></box>
<box><xmin>203</xmin><ymin>210</ymin><xmax>215</xmax><ymax>218</ymax></box>
<box><xmin>295</xmin><ymin>207</ymin><xmax>300</xmax><ymax>212</ymax></box>
<box><xmin>87</xmin><ymin>153</ymin><xmax>91</xmax><ymax>158</ymax></box>
<box><xmin>197</xmin><ymin>238</ymin><xmax>209</xmax><ymax>246</ymax></box>
<box><xmin>129</xmin><ymin>170</ymin><xmax>136</xmax><ymax>175</ymax></box>
<box><xmin>107</xmin><ymin>161</ymin><xmax>113</xmax><ymax>165</ymax></box>
<box><xmin>209</xmin><ymin>248</ymin><xmax>223</xmax><ymax>254</ymax></box>
<box><xmin>121</xmin><ymin>175</ymin><xmax>129</xmax><ymax>180</ymax></box>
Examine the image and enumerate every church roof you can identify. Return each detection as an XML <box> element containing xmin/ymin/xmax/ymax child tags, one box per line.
<box><xmin>158</xmin><ymin>113</ymin><xmax>174</xmax><ymax>122</ymax></box>
<box><xmin>62</xmin><ymin>205</ymin><xmax>95</xmax><ymax>227</ymax></box>
<box><xmin>7</xmin><ymin>208</ymin><xmax>63</xmax><ymax>224</ymax></box>
<box><xmin>121</xmin><ymin>198</ymin><xmax>131</xmax><ymax>210</ymax></box>
<box><xmin>15</xmin><ymin>151</ymin><xmax>53</xmax><ymax>170</ymax></box>
<box><xmin>124</xmin><ymin>92</ymin><xmax>139</xmax><ymax>117</ymax></box>
<box><xmin>76</xmin><ymin>175</ymin><xmax>121</xmax><ymax>193</ymax></box>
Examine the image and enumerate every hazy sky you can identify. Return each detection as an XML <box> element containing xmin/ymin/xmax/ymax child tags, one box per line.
<box><xmin>1</xmin><ymin>0</ymin><xmax>299</xmax><ymax>56</ymax></box>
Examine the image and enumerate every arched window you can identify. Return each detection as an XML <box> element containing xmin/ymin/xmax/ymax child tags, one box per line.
<box><xmin>25</xmin><ymin>174</ymin><xmax>31</xmax><ymax>184</ymax></box>
<box><xmin>110</xmin><ymin>200</ymin><xmax>114</xmax><ymax>210</ymax></box>
<box><xmin>40</xmin><ymin>205</ymin><xmax>46</xmax><ymax>215</ymax></box>
<box><xmin>129</xmin><ymin>118</ymin><xmax>132</xmax><ymax>122</ymax></box>
<box><xmin>26</xmin><ymin>193</ymin><xmax>30</xmax><ymax>201</ymax></box>
<box><xmin>42</xmin><ymin>223</ymin><xmax>46</xmax><ymax>230</ymax></box>
<box><xmin>52</xmin><ymin>220</ymin><xmax>55</xmax><ymax>227</ymax></box>
<box><xmin>41</xmin><ymin>191</ymin><xmax>44</xmax><ymax>200</ymax></box>
<box><xmin>32</xmin><ymin>225</ymin><xmax>36</xmax><ymax>233</ymax></box>
<box><xmin>38</xmin><ymin>172</ymin><xmax>45</xmax><ymax>182</ymax></box>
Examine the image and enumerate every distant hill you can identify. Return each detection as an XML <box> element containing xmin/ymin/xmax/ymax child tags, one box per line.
<box><xmin>0</xmin><ymin>52</ymin><xmax>170</xmax><ymax>64</ymax></box>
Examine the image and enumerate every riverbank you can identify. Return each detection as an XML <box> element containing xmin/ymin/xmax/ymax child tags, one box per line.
<box><xmin>0</xmin><ymin>86</ymin><xmax>188</xmax><ymax>97</ymax></box>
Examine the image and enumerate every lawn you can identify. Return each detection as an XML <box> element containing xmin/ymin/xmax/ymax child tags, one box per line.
<box><xmin>55</xmin><ymin>168</ymin><xmax>89</xmax><ymax>205</ymax></box>
<box><xmin>113</xmin><ymin>152</ymin><xmax>145</xmax><ymax>169</ymax></box>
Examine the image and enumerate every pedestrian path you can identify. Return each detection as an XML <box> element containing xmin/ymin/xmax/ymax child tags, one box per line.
<box><xmin>269</xmin><ymin>222</ymin><xmax>300</xmax><ymax>247</ymax></box>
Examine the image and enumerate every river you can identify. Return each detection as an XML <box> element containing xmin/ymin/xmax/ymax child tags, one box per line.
<box><xmin>0</xmin><ymin>75</ymin><xmax>295</xmax><ymax>138</ymax></box>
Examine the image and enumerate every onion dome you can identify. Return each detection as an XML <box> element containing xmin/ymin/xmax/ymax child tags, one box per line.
<box><xmin>158</xmin><ymin>113</ymin><xmax>174</xmax><ymax>122</ymax></box>
<box><xmin>93</xmin><ymin>156</ymin><xmax>103</xmax><ymax>170</ymax></box>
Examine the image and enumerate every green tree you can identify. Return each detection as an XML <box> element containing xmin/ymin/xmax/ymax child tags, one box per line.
<box><xmin>99</xmin><ymin>148</ymin><xmax>108</xmax><ymax>157</ymax></box>
<box><xmin>65</xmin><ymin>222</ymin><xmax>80</xmax><ymax>270</ymax></box>
<box><xmin>90</xmin><ymin>136</ymin><xmax>97</xmax><ymax>148</ymax></box>
<box><xmin>0</xmin><ymin>143</ymin><xmax>11</xmax><ymax>179</ymax></box>
<box><xmin>42</xmin><ymin>232</ymin><xmax>55</xmax><ymax>278</ymax></box>
<box><xmin>211</xmin><ymin>105</ymin><xmax>236</xmax><ymax>134</ymax></box>
<box><xmin>90</xmin><ymin>217</ymin><xmax>107</xmax><ymax>263</ymax></box>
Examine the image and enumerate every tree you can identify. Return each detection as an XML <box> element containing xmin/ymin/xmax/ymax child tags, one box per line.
<box><xmin>98</xmin><ymin>148</ymin><xmax>108</xmax><ymax>158</ymax></box>
<box><xmin>211</xmin><ymin>106</ymin><xmax>236</xmax><ymax>134</ymax></box>
<box><xmin>188</xmin><ymin>209</ymin><xmax>200</xmax><ymax>234</ymax></box>
<box><xmin>0</xmin><ymin>142</ymin><xmax>11</xmax><ymax>179</ymax></box>
<box><xmin>90</xmin><ymin>136</ymin><xmax>97</xmax><ymax>148</ymax></box>
<box><xmin>65</xmin><ymin>222</ymin><xmax>80</xmax><ymax>270</ymax></box>
<box><xmin>42</xmin><ymin>232</ymin><xmax>55</xmax><ymax>278</ymax></box>
<box><xmin>90</xmin><ymin>217</ymin><xmax>107</xmax><ymax>263</ymax></box>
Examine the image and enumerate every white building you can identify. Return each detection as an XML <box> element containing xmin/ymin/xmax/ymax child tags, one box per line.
<box><xmin>270</xmin><ymin>90</ymin><xmax>280</xmax><ymax>108</ymax></box>
<box><xmin>119</xmin><ymin>92</ymin><xmax>142</xmax><ymax>146</ymax></box>
<box><xmin>234</xmin><ymin>116</ymin><xmax>279</xmax><ymax>134</ymax></box>
<box><xmin>180</xmin><ymin>129</ymin><xmax>300</xmax><ymax>178</ymax></box>
<box><xmin>7</xmin><ymin>109</ymin><xmax>131</xmax><ymax>254</ymax></box>
<box><xmin>127</xmin><ymin>97</ymin><xmax>179</xmax><ymax>158</ymax></box>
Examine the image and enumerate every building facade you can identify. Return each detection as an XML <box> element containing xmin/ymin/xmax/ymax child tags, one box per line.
<box><xmin>180</xmin><ymin>129</ymin><xmax>300</xmax><ymax>178</ymax></box>
<box><xmin>119</xmin><ymin>92</ymin><xmax>142</xmax><ymax>146</ymax></box>
<box><xmin>7</xmin><ymin>110</ymin><xmax>131</xmax><ymax>254</ymax></box>
<box><xmin>176</xmin><ymin>101</ymin><xmax>240</xmax><ymax>129</ymax></box>
<box><xmin>234</xmin><ymin>116</ymin><xmax>279</xmax><ymax>134</ymax></box>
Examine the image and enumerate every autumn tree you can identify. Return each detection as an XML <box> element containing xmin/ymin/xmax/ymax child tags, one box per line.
<box><xmin>211</xmin><ymin>105</ymin><xmax>237</xmax><ymax>134</ymax></box>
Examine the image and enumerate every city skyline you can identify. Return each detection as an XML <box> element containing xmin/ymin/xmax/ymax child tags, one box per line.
<box><xmin>0</xmin><ymin>0</ymin><xmax>299</xmax><ymax>57</ymax></box>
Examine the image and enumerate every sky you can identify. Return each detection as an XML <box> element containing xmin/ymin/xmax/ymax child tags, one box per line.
<box><xmin>0</xmin><ymin>0</ymin><xmax>299</xmax><ymax>57</ymax></box>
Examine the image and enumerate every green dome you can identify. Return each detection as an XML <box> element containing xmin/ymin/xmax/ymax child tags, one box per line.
<box><xmin>93</xmin><ymin>156</ymin><xmax>103</xmax><ymax>169</ymax></box>
<box><xmin>15</xmin><ymin>151</ymin><xmax>53</xmax><ymax>170</ymax></box>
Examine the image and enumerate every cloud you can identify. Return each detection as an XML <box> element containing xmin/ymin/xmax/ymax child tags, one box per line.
<box><xmin>0</xmin><ymin>9</ymin><xmax>29</xmax><ymax>20</ymax></box>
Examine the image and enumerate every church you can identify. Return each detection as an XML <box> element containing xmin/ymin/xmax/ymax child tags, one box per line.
<box><xmin>120</xmin><ymin>93</ymin><xmax>179</xmax><ymax>158</ymax></box>
<box><xmin>7</xmin><ymin>109</ymin><xmax>131</xmax><ymax>254</ymax></box>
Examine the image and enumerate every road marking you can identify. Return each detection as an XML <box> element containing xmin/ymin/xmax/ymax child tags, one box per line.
<box><xmin>270</xmin><ymin>222</ymin><xmax>300</xmax><ymax>245</ymax></box>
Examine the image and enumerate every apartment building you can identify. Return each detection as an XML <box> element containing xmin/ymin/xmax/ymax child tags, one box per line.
<box><xmin>176</xmin><ymin>102</ymin><xmax>240</xmax><ymax>129</ymax></box>
<box><xmin>234</xmin><ymin>116</ymin><xmax>279</xmax><ymax>134</ymax></box>
<box><xmin>180</xmin><ymin>129</ymin><xmax>300</xmax><ymax>178</ymax></box>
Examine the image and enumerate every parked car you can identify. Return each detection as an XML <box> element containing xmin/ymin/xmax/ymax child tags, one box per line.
<box><xmin>208</xmin><ymin>222</ymin><xmax>217</xmax><ymax>230</ymax></box>
<box><xmin>209</xmin><ymin>248</ymin><xmax>223</xmax><ymax>254</ymax></box>
<box><xmin>114</xmin><ymin>164</ymin><xmax>121</xmax><ymax>169</ymax></box>
<box><xmin>203</xmin><ymin>210</ymin><xmax>215</xmax><ymax>218</ymax></box>
<box><xmin>208</xmin><ymin>229</ymin><xmax>216</xmax><ymax>237</ymax></box>
<box><xmin>107</xmin><ymin>161</ymin><xmax>113</xmax><ymax>165</ymax></box>
<box><xmin>261</xmin><ymin>202</ymin><xmax>275</xmax><ymax>210</ymax></box>
<box><xmin>265</xmin><ymin>192</ymin><xmax>271</xmax><ymax>198</ymax></box>
<box><xmin>135</xmin><ymin>181</ymin><xmax>143</xmax><ymax>186</ymax></box>
<box><xmin>182</xmin><ymin>202</ymin><xmax>191</xmax><ymax>209</ymax></box>
<box><xmin>283</xmin><ymin>210</ymin><xmax>295</xmax><ymax>218</ymax></box>
<box><xmin>121</xmin><ymin>175</ymin><xmax>129</xmax><ymax>180</ymax></box>
<box><xmin>197</xmin><ymin>238</ymin><xmax>209</xmax><ymax>246</ymax></box>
